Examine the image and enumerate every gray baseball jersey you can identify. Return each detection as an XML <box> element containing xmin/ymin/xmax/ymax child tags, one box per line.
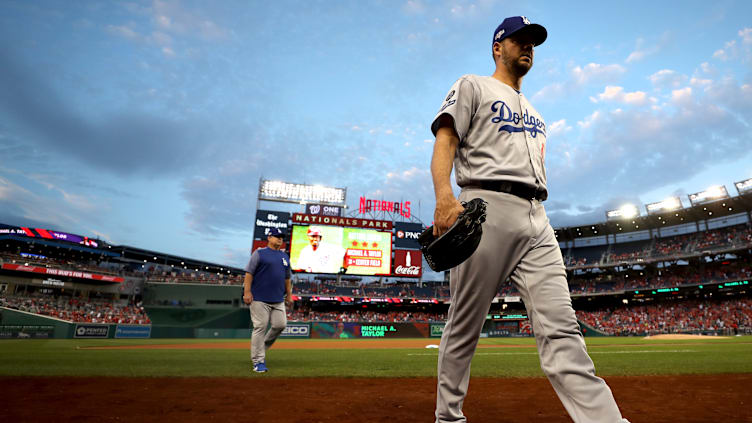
<box><xmin>431</xmin><ymin>75</ymin><xmax>629</xmax><ymax>423</ymax></box>
<box><xmin>431</xmin><ymin>74</ymin><xmax>547</xmax><ymax>197</ymax></box>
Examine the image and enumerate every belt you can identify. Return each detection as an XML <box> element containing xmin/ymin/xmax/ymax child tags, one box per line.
<box><xmin>475</xmin><ymin>181</ymin><xmax>548</xmax><ymax>201</ymax></box>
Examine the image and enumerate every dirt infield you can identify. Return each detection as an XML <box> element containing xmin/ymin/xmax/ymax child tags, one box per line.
<box><xmin>2</xmin><ymin>374</ymin><xmax>750</xmax><ymax>422</ymax></box>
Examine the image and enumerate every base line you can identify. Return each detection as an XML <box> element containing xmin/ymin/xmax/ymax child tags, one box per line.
<box><xmin>407</xmin><ymin>349</ymin><xmax>696</xmax><ymax>356</ymax></box>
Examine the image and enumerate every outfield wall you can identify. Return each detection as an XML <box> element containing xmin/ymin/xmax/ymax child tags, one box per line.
<box><xmin>0</xmin><ymin>307</ymin><xmax>152</xmax><ymax>339</ymax></box>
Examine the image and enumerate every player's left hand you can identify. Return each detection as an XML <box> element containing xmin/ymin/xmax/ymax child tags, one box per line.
<box><xmin>285</xmin><ymin>297</ymin><xmax>294</xmax><ymax>309</ymax></box>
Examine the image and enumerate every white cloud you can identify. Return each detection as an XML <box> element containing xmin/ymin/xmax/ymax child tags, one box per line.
<box><xmin>533</xmin><ymin>63</ymin><xmax>625</xmax><ymax>103</ymax></box>
<box><xmin>572</xmin><ymin>63</ymin><xmax>626</xmax><ymax>85</ymax></box>
<box><xmin>593</xmin><ymin>86</ymin><xmax>650</xmax><ymax>106</ymax></box>
<box><xmin>670</xmin><ymin>87</ymin><xmax>693</xmax><ymax>105</ymax></box>
<box><xmin>548</xmin><ymin>119</ymin><xmax>572</xmax><ymax>137</ymax></box>
<box><xmin>649</xmin><ymin>69</ymin><xmax>687</xmax><ymax>90</ymax></box>
<box><xmin>106</xmin><ymin>24</ymin><xmax>140</xmax><ymax>40</ymax></box>
<box><xmin>739</xmin><ymin>27</ymin><xmax>752</xmax><ymax>44</ymax></box>
<box><xmin>713</xmin><ymin>40</ymin><xmax>735</xmax><ymax>61</ymax></box>
<box><xmin>403</xmin><ymin>0</ymin><xmax>426</xmax><ymax>14</ymax></box>
<box><xmin>689</xmin><ymin>77</ymin><xmax>712</xmax><ymax>89</ymax></box>
<box><xmin>577</xmin><ymin>110</ymin><xmax>601</xmax><ymax>129</ymax></box>
<box><xmin>625</xmin><ymin>33</ymin><xmax>671</xmax><ymax>63</ymax></box>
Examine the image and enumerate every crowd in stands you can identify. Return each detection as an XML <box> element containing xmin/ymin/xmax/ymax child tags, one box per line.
<box><xmin>143</xmin><ymin>265</ymin><xmax>242</xmax><ymax>285</ymax></box>
<box><xmin>0</xmin><ymin>294</ymin><xmax>151</xmax><ymax>324</ymax></box>
<box><xmin>568</xmin><ymin>261</ymin><xmax>751</xmax><ymax>295</ymax></box>
<box><xmin>576</xmin><ymin>298</ymin><xmax>752</xmax><ymax>335</ymax></box>
<box><xmin>286</xmin><ymin>309</ymin><xmax>446</xmax><ymax>322</ymax></box>
<box><xmin>565</xmin><ymin>223</ymin><xmax>752</xmax><ymax>267</ymax></box>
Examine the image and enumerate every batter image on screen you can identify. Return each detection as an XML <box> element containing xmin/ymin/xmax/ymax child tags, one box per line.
<box><xmin>290</xmin><ymin>226</ymin><xmax>392</xmax><ymax>275</ymax></box>
<box><xmin>295</xmin><ymin>226</ymin><xmax>346</xmax><ymax>274</ymax></box>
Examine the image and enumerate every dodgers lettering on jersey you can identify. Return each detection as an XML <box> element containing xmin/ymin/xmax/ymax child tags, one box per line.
<box><xmin>431</xmin><ymin>74</ymin><xmax>548</xmax><ymax>194</ymax></box>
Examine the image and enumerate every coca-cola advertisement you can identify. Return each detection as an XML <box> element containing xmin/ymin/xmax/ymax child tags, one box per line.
<box><xmin>393</xmin><ymin>250</ymin><xmax>422</xmax><ymax>278</ymax></box>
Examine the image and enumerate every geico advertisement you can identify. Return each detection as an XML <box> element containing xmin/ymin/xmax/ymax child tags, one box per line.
<box><xmin>290</xmin><ymin>225</ymin><xmax>392</xmax><ymax>276</ymax></box>
<box><xmin>281</xmin><ymin>324</ymin><xmax>310</xmax><ymax>338</ymax></box>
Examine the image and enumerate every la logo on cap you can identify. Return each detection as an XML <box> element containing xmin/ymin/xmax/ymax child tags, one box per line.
<box><xmin>522</xmin><ymin>16</ymin><xmax>530</xmax><ymax>25</ymax></box>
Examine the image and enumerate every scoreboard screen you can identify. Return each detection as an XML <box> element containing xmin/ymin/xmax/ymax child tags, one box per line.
<box><xmin>290</xmin><ymin>225</ymin><xmax>392</xmax><ymax>276</ymax></box>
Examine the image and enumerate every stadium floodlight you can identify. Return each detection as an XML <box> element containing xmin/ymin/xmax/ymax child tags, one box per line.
<box><xmin>259</xmin><ymin>179</ymin><xmax>346</xmax><ymax>206</ymax></box>
<box><xmin>606</xmin><ymin>204</ymin><xmax>638</xmax><ymax>221</ymax></box>
<box><xmin>735</xmin><ymin>178</ymin><xmax>752</xmax><ymax>195</ymax></box>
<box><xmin>688</xmin><ymin>185</ymin><xmax>729</xmax><ymax>206</ymax></box>
<box><xmin>646</xmin><ymin>196</ymin><xmax>682</xmax><ymax>215</ymax></box>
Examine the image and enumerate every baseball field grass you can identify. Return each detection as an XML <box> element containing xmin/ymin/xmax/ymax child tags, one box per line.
<box><xmin>1</xmin><ymin>335</ymin><xmax>751</xmax><ymax>378</ymax></box>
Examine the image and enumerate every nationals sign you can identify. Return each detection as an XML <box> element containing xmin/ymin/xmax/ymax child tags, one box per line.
<box><xmin>392</xmin><ymin>250</ymin><xmax>422</xmax><ymax>278</ymax></box>
<box><xmin>292</xmin><ymin>214</ymin><xmax>392</xmax><ymax>230</ymax></box>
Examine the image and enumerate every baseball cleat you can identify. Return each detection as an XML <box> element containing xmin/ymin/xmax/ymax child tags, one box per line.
<box><xmin>253</xmin><ymin>361</ymin><xmax>268</xmax><ymax>373</ymax></box>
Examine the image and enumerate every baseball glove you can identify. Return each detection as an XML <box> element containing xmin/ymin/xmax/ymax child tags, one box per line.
<box><xmin>418</xmin><ymin>198</ymin><xmax>487</xmax><ymax>272</ymax></box>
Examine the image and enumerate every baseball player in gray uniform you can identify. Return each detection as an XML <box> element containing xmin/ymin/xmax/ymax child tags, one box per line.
<box><xmin>430</xmin><ymin>16</ymin><xmax>629</xmax><ymax>423</ymax></box>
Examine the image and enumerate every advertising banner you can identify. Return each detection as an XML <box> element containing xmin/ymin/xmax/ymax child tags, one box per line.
<box><xmin>0</xmin><ymin>224</ymin><xmax>99</xmax><ymax>247</ymax></box>
<box><xmin>115</xmin><ymin>325</ymin><xmax>152</xmax><ymax>339</ymax></box>
<box><xmin>280</xmin><ymin>323</ymin><xmax>311</xmax><ymax>338</ymax></box>
<box><xmin>393</xmin><ymin>222</ymin><xmax>423</xmax><ymax>249</ymax></box>
<box><xmin>430</xmin><ymin>323</ymin><xmax>445</xmax><ymax>338</ymax></box>
<box><xmin>393</xmin><ymin>250</ymin><xmax>422</xmax><ymax>278</ymax></box>
<box><xmin>253</xmin><ymin>210</ymin><xmax>291</xmax><ymax>239</ymax></box>
<box><xmin>2</xmin><ymin>263</ymin><xmax>124</xmax><ymax>283</ymax></box>
<box><xmin>311</xmin><ymin>322</ymin><xmax>431</xmax><ymax>338</ymax></box>
<box><xmin>0</xmin><ymin>325</ymin><xmax>55</xmax><ymax>339</ymax></box>
<box><xmin>74</xmin><ymin>324</ymin><xmax>110</xmax><ymax>339</ymax></box>
<box><xmin>292</xmin><ymin>214</ymin><xmax>392</xmax><ymax>230</ymax></box>
<box><xmin>290</xmin><ymin>225</ymin><xmax>392</xmax><ymax>275</ymax></box>
<box><xmin>305</xmin><ymin>204</ymin><xmax>342</xmax><ymax>217</ymax></box>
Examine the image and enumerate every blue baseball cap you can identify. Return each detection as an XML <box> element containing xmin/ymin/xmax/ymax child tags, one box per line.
<box><xmin>267</xmin><ymin>228</ymin><xmax>284</xmax><ymax>238</ymax></box>
<box><xmin>493</xmin><ymin>16</ymin><xmax>547</xmax><ymax>46</ymax></box>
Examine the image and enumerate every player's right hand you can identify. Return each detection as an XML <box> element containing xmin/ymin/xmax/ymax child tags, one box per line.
<box><xmin>433</xmin><ymin>195</ymin><xmax>464</xmax><ymax>236</ymax></box>
<box><xmin>243</xmin><ymin>292</ymin><xmax>252</xmax><ymax>304</ymax></box>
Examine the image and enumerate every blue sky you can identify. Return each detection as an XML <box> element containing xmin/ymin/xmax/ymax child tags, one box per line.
<box><xmin>1</xmin><ymin>0</ymin><xmax>750</xmax><ymax>271</ymax></box>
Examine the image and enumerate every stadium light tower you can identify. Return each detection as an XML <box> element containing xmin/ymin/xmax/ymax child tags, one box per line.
<box><xmin>606</xmin><ymin>203</ymin><xmax>638</xmax><ymax>221</ymax></box>
<box><xmin>646</xmin><ymin>196</ymin><xmax>682</xmax><ymax>215</ymax></box>
<box><xmin>735</xmin><ymin>178</ymin><xmax>752</xmax><ymax>195</ymax></box>
<box><xmin>688</xmin><ymin>185</ymin><xmax>729</xmax><ymax>206</ymax></box>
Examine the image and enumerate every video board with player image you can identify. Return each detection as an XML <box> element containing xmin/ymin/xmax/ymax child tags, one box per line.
<box><xmin>289</xmin><ymin>225</ymin><xmax>392</xmax><ymax>276</ymax></box>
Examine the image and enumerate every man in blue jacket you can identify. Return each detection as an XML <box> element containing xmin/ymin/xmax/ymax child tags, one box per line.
<box><xmin>243</xmin><ymin>228</ymin><xmax>293</xmax><ymax>373</ymax></box>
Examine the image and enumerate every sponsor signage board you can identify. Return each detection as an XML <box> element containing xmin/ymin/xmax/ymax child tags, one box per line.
<box><xmin>0</xmin><ymin>325</ymin><xmax>54</xmax><ymax>339</ymax></box>
<box><xmin>2</xmin><ymin>263</ymin><xmax>123</xmax><ymax>283</ymax></box>
<box><xmin>305</xmin><ymin>203</ymin><xmax>342</xmax><ymax>217</ymax></box>
<box><xmin>393</xmin><ymin>250</ymin><xmax>422</xmax><ymax>278</ymax></box>
<box><xmin>253</xmin><ymin>210</ymin><xmax>290</xmax><ymax>239</ymax></box>
<box><xmin>74</xmin><ymin>324</ymin><xmax>110</xmax><ymax>339</ymax></box>
<box><xmin>280</xmin><ymin>323</ymin><xmax>311</xmax><ymax>338</ymax></box>
<box><xmin>0</xmin><ymin>224</ymin><xmax>100</xmax><ymax>248</ymax></box>
<box><xmin>358</xmin><ymin>197</ymin><xmax>411</xmax><ymax>219</ymax></box>
<box><xmin>394</xmin><ymin>222</ymin><xmax>423</xmax><ymax>249</ymax></box>
<box><xmin>430</xmin><ymin>323</ymin><xmax>445</xmax><ymax>338</ymax></box>
<box><xmin>292</xmin><ymin>214</ymin><xmax>392</xmax><ymax>230</ymax></box>
<box><xmin>115</xmin><ymin>325</ymin><xmax>152</xmax><ymax>339</ymax></box>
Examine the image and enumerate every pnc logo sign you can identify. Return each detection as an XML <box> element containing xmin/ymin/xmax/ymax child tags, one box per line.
<box><xmin>396</xmin><ymin>230</ymin><xmax>420</xmax><ymax>240</ymax></box>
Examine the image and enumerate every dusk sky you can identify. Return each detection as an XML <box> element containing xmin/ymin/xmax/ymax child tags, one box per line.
<box><xmin>1</xmin><ymin>0</ymin><xmax>750</xmax><ymax>274</ymax></box>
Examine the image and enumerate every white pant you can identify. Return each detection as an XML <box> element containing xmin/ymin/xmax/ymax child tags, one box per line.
<box><xmin>250</xmin><ymin>301</ymin><xmax>286</xmax><ymax>365</ymax></box>
<box><xmin>436</xmin><ymin>188</ymin><xmax>628</xmax><ymax>423</ymax></box>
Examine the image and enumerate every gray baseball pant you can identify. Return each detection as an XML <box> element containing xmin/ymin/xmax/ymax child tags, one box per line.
<box><xmin>250</xmin><ymin>300</ymin><xmax>286</xmax><ymax>365</ymax></box>
<box><xmin>436</xmin><ymin>188</ymin><xmax>628</xmax><ymax>423</ymax></box>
